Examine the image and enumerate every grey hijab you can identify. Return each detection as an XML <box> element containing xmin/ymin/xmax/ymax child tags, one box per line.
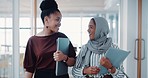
<box><xmin>74</xmin><ymin>17</ymin><xmax>112</xmax><ymax>68</ymax></box>
<box><xmin>86</xmin><ymin>17</ymin><xmax>112</xmax><ymax>54</ymax></box>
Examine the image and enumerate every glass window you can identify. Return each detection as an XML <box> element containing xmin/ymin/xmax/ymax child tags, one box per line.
<box><xmin>0</xmin><ymin>14</ymin><xmax>118</xmax><ymax>78</ymax></box>
<box><xmin>0</xmin><ymin>18</ymin><xmax>13</xmax><ymax>78</ymax></box>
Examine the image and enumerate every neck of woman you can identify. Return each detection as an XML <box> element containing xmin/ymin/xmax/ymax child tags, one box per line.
<box><xmin>36</xmin><ymin>27</ymin><xmax>55</xmax><ymax>36</ymax></box>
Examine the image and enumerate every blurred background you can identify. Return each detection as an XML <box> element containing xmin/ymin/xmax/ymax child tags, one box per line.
<box><xmin>0</xmin><ymin>0</ymin><xmax>147</xmax><ymax>78</ymax></box>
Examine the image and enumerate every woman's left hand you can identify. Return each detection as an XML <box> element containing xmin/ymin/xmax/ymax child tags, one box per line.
<box><xmin>100</xmin><ymin>57</ymin><xmax>112</xmax><ymax>69</ymax></box>
<box><xmin>53</xmin><ymin>50</ymin><xmax>67</xmax><ymax>61</ymax></box>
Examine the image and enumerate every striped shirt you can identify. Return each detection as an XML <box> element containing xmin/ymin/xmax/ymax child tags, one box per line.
<box><xmin>72</xmin><ymin>44</ymin><xmax>126</xmax><ymax>78</ymax></box>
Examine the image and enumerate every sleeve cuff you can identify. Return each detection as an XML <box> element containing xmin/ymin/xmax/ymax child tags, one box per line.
<box><xmin>24</xmin><ymin>67</ymin><xmax>35</xmax><ymax>73</ymax></box>
<box><xmin>111</xmin><ymin>68</ymin><xmax>119</xmax><ymax>76</ymax></box>
<box><xmin>81</xmin><ymin>66</ymin><xmax>88</xmax><ymax>77</ymax></box>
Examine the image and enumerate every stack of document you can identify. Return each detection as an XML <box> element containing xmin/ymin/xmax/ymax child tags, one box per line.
<box><xmin>99</xmin><ymin>47</ymin><xmax>130</xmax><ymax>74</ymax></box>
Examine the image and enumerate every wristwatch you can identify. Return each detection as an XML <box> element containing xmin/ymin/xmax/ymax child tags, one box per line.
<box><xmin>63</xmin><ymin>56</ymin><xmax>68</xmax><ymax>62</ymax></box>
<box><xmin>109</xmin><ymin>66</ymin><xmax>114</xmax><ymax>70</ymax></box>
<box><xmin>109</xmin><ymin>66</ymin><xmax>116</xmax><ymax>73</ymax></box>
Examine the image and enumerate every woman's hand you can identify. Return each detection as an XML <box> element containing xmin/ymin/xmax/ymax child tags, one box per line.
<box><xmin>24</xmin><ymin>71</ymin><xmax>33</xmax><ymax>78</ymax></box>
<box><xmin>100</xmin><ymin>57</ymin><xmax>112</xmax><ymax>69</ymax></box>
<box><xmin>83</xmin><ymin>66</ymin><xmax>100</xmax><ymax>75</ymax></box>
<box><xmin>100</xmin><ymin>57</ymin><xmax>116</xmax><ymax>74</ymax></box>
<box><xmin>53</xmin><ymin>50</ymin><xmax>67</xmax><ymax>61</ymax></box>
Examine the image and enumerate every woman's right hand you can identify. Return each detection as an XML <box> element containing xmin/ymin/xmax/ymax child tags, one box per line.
<box><xmin>24</xmin><ymin>71</ymin><xmax>33</xmax><ymax>78</ymax></box>
<box><xmin>83</xmin><ymin>66</ymin><xmax>100</xmax><ymax>75</ymax></box>
<box><xmin>100</xmin><ymin>57</ymin><xmax>112</xmax><ymax>69</ymax></box>
<box><xmin>53</xmin><ymin>50</ymin><xmax>66</xmax><ymax>61</ymax></box>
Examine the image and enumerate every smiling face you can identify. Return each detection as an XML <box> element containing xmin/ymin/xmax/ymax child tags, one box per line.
<box><xmin>87</xmin><ymin>19</ymin><xmax>96</xmax><ymax>40</ymax></box>
<box><xmin>44</xmin><ymin>11</ymin><xmax>62</xmax><ymax>33</ymax></box>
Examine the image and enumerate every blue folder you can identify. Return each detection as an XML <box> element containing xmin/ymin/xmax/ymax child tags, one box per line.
<box><xmin>56</xmin><ymin>38</ymin><xmax>69</xmax><ymax>76</ymax></box>
<box><xmin>99</xmin><ymin>47</ymin><xmax>130</xmax><ymax>74</ymax></box>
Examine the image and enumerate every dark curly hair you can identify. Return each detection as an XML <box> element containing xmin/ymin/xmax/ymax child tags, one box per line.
<box><xmin>40</xmin><ymin>0</ymin><xmax>60</xmax><ymax>24</ymax></box>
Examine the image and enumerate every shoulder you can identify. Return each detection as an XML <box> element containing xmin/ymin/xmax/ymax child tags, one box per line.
<box><xmin>81</xmin><ymin>44</ymin><xmax>87</xmax><ymax>50</ymax></box>
<box><xmin>27</xmin><ymin>35</ymin><xmax>42</xmax><ymax>44</ymax></box>
<box><xmin>78</xmin><ymin>44</ymin><xmax>88</xmax><ymax>55</ymax></box>
<box><xmin>78</xmin><ymin>44</ymin><xmax>87</xmax><ymax>52</ymax></box>
<box><xmin>57</xmin><ymin>32</ymin><xmax>68</xmax><ymax>38</ymax></box>
<box><xmin>29</xmin><ymin>35</ymin><xmax>38</xmax><ymax>40</ymax></box>
<box><xmin>25</xmin><ymin>36</ymin><xmax>37</xmax><ymax>46</ymax></box>
<box><xmin>27</xmin><ymin>36</ymin><xmax>35</xmax><ymax>41</ymax></box>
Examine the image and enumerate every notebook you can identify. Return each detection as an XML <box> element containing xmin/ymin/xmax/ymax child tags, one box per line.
<box><xmin>99</xmin><ymin>47</ymin><xmax>130</xmax><ymax>74</ymax></box>
<box><xmin>56</xmin><ymin>38</ymin><xmax>70</xmax><ymax>76</ymax></box>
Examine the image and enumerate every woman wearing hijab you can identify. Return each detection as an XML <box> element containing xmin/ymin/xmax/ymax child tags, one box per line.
<box><xmin>72</xmin><ymin>17</ymin><xmax>126</xmax><ymax>78</ymax></box>
<box><xmin>23</xmin><ymin>0</ymin><xmax>76</xmax><ymax>78</ymax></box>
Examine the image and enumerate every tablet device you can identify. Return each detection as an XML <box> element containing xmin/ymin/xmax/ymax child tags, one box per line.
<box><xmin>99</xmin><ymin>47</ymin><xmax>130</xmax><ymax>74</ymax></box>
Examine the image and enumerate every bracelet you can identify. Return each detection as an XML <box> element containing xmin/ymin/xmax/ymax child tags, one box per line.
<box><xmin>109</xmin><ymin>66</ymin><xmax>114</xmax><ymax>70</ymax></box>
<box><xmin>63</xmin><ymin>55</ymin><xmax>68</xmax><ymax>62</ymax></box>
<box><xmin>109</xmin><ymin>66</ymin><xmax>116</xmax><ymax>73</ymax></box>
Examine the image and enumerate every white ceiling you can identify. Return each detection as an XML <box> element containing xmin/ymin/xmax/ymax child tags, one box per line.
<box><xmin>0</xmin><ymin>0</ymin><xmax>119</xmax><ymax>17</ymax></box>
